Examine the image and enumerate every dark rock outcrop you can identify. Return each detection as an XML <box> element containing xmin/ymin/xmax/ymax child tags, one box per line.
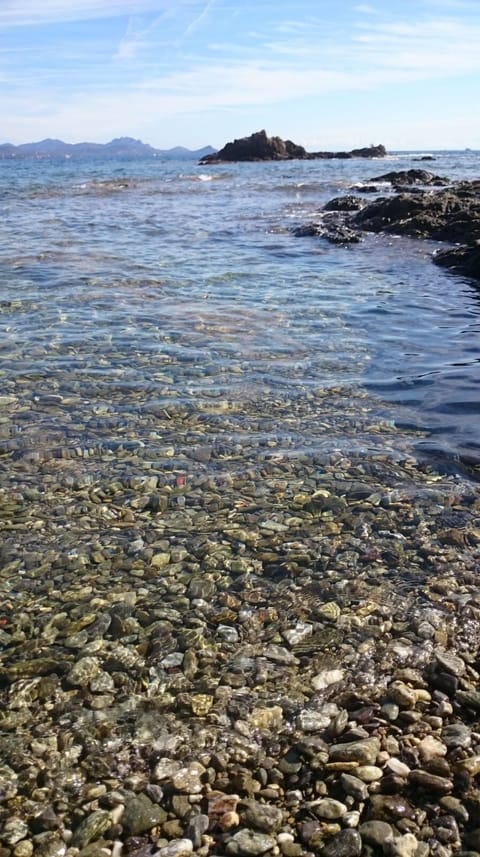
<box><xmin>199</xmin><ymin>130</ymin><xmax>386</xmax><ymax>164</ymax></box>
<box><xmin>293</xmin><ymin>222</ymin><xmax>361</xmax><ymax>245</ymax></box>
<box><xmin>353</xmin><ymin>185</ymin><xmax>480</xmax><ymax>244</ymax></box>
<box><xmin>295</xmin><ymin>177</ymin><xmax>480</xmax><ymax>282</ymax></box>
<box><xmin>200</xmin><ymin>130</ymin><xmax>307</xmax><ymax>163</ymax></box>
<box><xmin>368</xmin><ymin>169</ymin><xmax>448</xmax><ymax>187</ymax></box>
<box><xmin>324</xmin><ymin>195</ymin><xmax>367</xmax><ymax>212</ymax></box>
<box><xmin>434</xmin><ymin>242</ymin><xmax>480</xmax><ymax>280</ymax></box>
<box><xmin>312</xmin><ymin>144</ymin><xmax>387</xmax><ymax>160</ymax></box>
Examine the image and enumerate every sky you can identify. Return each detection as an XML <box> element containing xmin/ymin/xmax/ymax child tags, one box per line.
<box><xmin>1</xmin><ymin>0</ymin><xmax>480</xmax><ymax>151</ymax></box>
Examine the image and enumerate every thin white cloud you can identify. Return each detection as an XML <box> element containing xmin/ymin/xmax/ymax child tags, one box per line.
<box><xmin>351</xmin><ymin>16</ymin><xmax>480</xmax><ymax>77</ymax></box>
<box><xmin>353</xmin><ymin>4</ymin><xmax>378</xmax><ymax>13</ymax></box>
<box><xmin>0</xmin><ymin>0</ymin><xmax>198</xmax><ymax>27</ymax></box>
<box><xmin>115</xmin><ymin>11</ymin><xmax>173</xmax><ymax>61</ymax></box>
<box><xmin>183</xmin><ymin>0</ymin><xmax>215</xmax><ymax>37</ymax></box>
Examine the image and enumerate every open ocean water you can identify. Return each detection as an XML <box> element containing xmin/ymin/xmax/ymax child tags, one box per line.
<box><xmin>1</xmin><ymin>150</ymin><xmax>479</xmax><ymax>486</ymax></box>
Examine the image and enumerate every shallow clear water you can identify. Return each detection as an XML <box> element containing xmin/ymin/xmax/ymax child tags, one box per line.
<box><xmin>1</xmin><ymin>150</ymin><xmax>479</xmax><ymax>480</ymax></box>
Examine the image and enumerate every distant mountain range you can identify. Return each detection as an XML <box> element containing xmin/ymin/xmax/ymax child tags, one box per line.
<box><xmin>0</xmin><ymin>136</ymin><xmax>217</xmax><ymax>161</ymax></box>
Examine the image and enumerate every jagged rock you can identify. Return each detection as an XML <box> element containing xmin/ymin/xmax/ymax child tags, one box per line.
<box><xmin>200</xmin><ymin>130</ymin><xmax>307</xmax><ymax>163</ymax></box>
<box><xmin>353</xmin><ymin>184</ymin><xmax>480</xmax><ymax>244</ymax></box>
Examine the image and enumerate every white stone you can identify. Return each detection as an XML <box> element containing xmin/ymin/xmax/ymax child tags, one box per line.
<box><xmin>417</xmin><ymin>735</ymin><xmax>447</xmax><ymax>763</ymax></box>
<box><xmin>155</xmin><ymin>838</ymin><xmax>194</xmax><ymax>857</ymax></box>
<box><xmin>385</xmin><ymin>758</ymin><xmax>410</xmax><ymax>777</ymax></box>
<box><xmin>172</xmin><ymin>762</ymin><xmax>206</xmax><ymax>794</ymax></box>
<box><xmin>311</xmin><ymin>668</ymin><xmax>344</xmax><ymax>690</ymax></box>
<box><xmin>387</xmin><ymin>833</ymin><xmax>418</xmax><ymax>857</ymax></box>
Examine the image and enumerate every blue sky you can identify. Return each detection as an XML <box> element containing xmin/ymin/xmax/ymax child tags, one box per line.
<box><xmin>1</xmin><ymin>0</ymin><xmax>480</xmax><ymax>150</ymax></box>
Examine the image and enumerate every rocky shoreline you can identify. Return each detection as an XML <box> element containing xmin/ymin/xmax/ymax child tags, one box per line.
<box><xmin>293</xmin><ymin>169</ymin><xmax>480</xmax><ymax>282</ymax></box>
<box><xmin>2</xmin><ymin>428</ymin><xmax>480</xmax><ymax>855</ymax></box>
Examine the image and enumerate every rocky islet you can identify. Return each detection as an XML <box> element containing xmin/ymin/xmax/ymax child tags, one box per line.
<box><xmin>199</xmin><ymin>130</ymin><xmax>386</xmax><ymax>164</ymax></box>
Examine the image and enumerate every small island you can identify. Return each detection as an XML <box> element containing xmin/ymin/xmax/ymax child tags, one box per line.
<box><xmin>199</xmin><ymin>129</ymin><xmax>386</xmax><ymax>164</ymax></box>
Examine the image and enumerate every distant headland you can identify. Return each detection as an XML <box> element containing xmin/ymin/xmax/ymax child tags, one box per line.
<box><xmin>0</xmin><ymin>136</ymin><xmax>216</xmax><ymax>161</ymax></box>
<box><xmin>199</xmin><ymin>129</ymin><xmax>386</xmax><ymax>164</ymax></box>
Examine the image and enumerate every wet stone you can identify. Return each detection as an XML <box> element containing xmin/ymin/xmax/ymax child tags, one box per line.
<box><xmin>354</xmin><ymin>765</ymin><xmax>383</xmax><ymax>782</ymax></box>
<box><xmin>187</xmin><ymin>577</ymin><xmax>216</xmax><ymax>600</ymax></box>
<box><xmin>66</xmin><ymin>656</ymin><xmax>100</xmax><ymax>687</ymax></box>
<box><xmin>122</xmin><ymin>794</ymin><xmax>167</xmax><ymax>835</ymax></box>
<box><xmin>248</xmin><ymin>706</ymin><xmax>283</xmax><ymax>730</ymax></box>
<box><xmin>154</xmin><ymin>839</ymin><xmax>194</xmax><ymax>857</ymax></box>
<box><xmin>2</xmin><ymin>817</ymin><xmax>29</xmax><ymax>846</ymax></box>
<box><xmin>172</xmin><ymin>762</ymin><xmax>206</xmax><ymax>794</ymax></box>
<box><xmin>388</xmin><ymin>833</ymin><xmax>419</xmax><ymax>857</ymax></box>
<box><xmin>439</xmin><ymin>796</ymin><xmax>469</xmax><ymax>823</ymax></box>
<box><xmin>313</xmin><ymin>798</ymin><xmax>348</xmax><ymax>820</ymax></box>
<box><xmin>297</xmin><ymin>704</ymin><xmax>339</xmax><ymax>733</ymax></box>
<box><xmin>186</xmin><ymin>814</ymin><xmax>209</xmax><ymax>848</ymax></box>
<box><xmin>367</xmin><ymin>795</ymin><xmax>415</xmax><ymax>822</ymax></box>
<box><xmin>408</xmin><ymin>770</ymin><xmax>453</xmax><ymax>793</ymax></box>
<box><xmin>240</xmin><ymin>799</ymin><xmax>284</xmax><ymax>832</ymax></box>
<box><xmin>32</xmin><ymin>833</ymin><xmax>67</xmax><ymax>857</ymax></box>
<box><xmin>320</xmin><ymin>829</ymin><xmax>362</xmax><ymax>857</ymax></box>
<box><xmin>457</xmin><ymin>690</ymin><xmax>480</xmax><ymax>709</ymax></box>
<box><xmin>386</xmin><ymin>681</ymin><xmax>416</xmax><ymax>708</ymax></box>
<box><xmin>385</xmin><ymin>758</ymin><xmax>410</xmax><ymax>778</ymax></box>
<box><xmin>442</xmin><ymin>722</ymin><xmax>472</xmax><ymax>749</ymax></box>
<box><xmin>381</xmin><ymin>703</ymin><xmax>400</xmax><ymax>721</ymax></box>
<box><xmin>225</xmin><ymin>829</ymin><xmax>276</xmax><ymax>857</ymax></box>
<box><xmin>13</xmin><ymin>842</ymin><xmax>34</xmax><ymax>857</ymax></box>
<box><xmin>71</xmin><ymin>811</ymin><xmax>111</xmax><ymax>848</ymax></box>
<box><xmin>435</xmin><ymin>651</ymin><xmax>466</xmax><ymax>676</ymax></box>
<box><xmin>417</xmin><ymin>735</ymin><xmax>447</xmax><ymax>762</ymax></box>
<box><xmin>359</xmin><ymin>820</ymin><xmax>394</xmax><ymax>848</ymax></box>
<box><xmin>329</xmin><ymin>738</ymin><xmax>380</xmax><ymax>766</ymax></box>
<box><xmin>278</xmin><ymin>754</ymin><xmax>302</xmax><ymax>779</ymax></box>
<box><xmin>0</xmin><ymin>764</ymin><xmax>18</xmax><ymax>800</ymax></box>
<box><xmin>341</xmin><ymin>773</ymin><xmax>369</xmax><ymax>801</ymax></box>
<box><xmin>312</xmin><ymin>668</ymin><xmax>344</xmax><ymax>690</ymax></box>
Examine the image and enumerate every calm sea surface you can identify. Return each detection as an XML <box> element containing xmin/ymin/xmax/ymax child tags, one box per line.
<box><xmin>1</xmin><ymin>150</ymin><xmax>479</xmax><ymax>484</ymax></box>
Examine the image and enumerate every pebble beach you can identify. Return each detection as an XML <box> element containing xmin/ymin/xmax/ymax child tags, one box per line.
<box><xmin>1</xmin><ymin>151</ymin><xmax>480</xmax><ymax>856</ymax></box>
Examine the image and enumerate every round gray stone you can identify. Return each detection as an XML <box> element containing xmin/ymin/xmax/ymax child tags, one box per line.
<box><xmin>225</xmin><ymin>829</ymin><xmax>276</xmax><ymax>857</ymax></box>
<box><xmin>359</xmin><ymin>820</ymin><xmax>394</xmax><ymax>848</ymax></box>
<box><xmin>442</xmin><ymin>722</ymin><xmax>472</xmax><ymax>749</ymax></box>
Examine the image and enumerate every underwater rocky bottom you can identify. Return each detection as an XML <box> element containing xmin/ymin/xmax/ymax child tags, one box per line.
<box><xmin>2</xmin><ymin>408</ymin><xmax>480</xmax><ymax>857</ymax></box>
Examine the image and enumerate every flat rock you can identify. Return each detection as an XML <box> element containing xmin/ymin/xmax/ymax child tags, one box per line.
<box><xmin>435</xmin><ymin>651</ymin><xmax>466</xmax><ymax>676</ymax></box>
<box><xmin>329</xmin><ymin>737</ymin><xmax>380</xmax><ymax>766</ymax></box>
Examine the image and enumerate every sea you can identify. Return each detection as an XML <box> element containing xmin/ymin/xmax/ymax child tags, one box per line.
<box><xmin>1</xmin><ymin>149</ymin><xmax>479</xmax><ymax>487</ymax></box>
